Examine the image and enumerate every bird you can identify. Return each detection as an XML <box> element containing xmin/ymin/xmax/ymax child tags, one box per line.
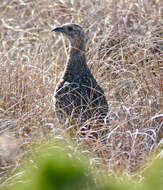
<box><xmin>52</xmin><ymin>23</ymin><xmax>108</xmax><ymax>127</ymax></box>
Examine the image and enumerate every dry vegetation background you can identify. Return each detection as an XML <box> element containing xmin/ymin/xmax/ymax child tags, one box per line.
<box><xmin>0</xmin><ymin>0</ymin><xmax>162</xmax><ymax>185</ymax></box>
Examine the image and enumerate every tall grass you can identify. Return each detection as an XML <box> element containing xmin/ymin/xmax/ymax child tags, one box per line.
<box><xmin>0</xmin><ymin>0</ymin><xmax>162</xmax><ymax>185</ymax></box>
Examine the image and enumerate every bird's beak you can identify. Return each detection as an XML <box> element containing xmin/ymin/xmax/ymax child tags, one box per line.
<box><xmin>52</xmin><ymin>27</ymin><xmax>64</xmax><ymax>33</ymax></box>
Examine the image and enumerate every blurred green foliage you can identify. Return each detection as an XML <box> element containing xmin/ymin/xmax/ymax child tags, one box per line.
<box><xmin>9</xmin><ymin>142</ymin><xmax>163</xmax><ymax>190</ymax></box>
<box><xmin>139</xmin><ymin>158</ymin><xmax>163</xmax><ymax>190</ymax></box>
<box><xmin>10</xmin><ymin>142</ymin><xmax>93</xmax><ymax>190</ymax></box>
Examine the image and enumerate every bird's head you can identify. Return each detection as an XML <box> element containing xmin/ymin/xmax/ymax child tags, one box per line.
<box><xmin>52</xmin><ymin>23</ymin><xmax>85</xmax><ymax>53</ymax></box>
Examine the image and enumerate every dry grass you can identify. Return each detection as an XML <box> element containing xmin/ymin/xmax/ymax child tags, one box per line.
<box><xmin>0</xmin><ymin>0</ymin><xmax>162</xmax><ymax>185</ymax></box>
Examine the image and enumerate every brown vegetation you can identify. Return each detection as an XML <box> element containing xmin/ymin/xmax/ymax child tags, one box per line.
<box><xmin>0</xmin><ymin>0</ymin><xmax>162</xmax><ymax>183</ymax></box>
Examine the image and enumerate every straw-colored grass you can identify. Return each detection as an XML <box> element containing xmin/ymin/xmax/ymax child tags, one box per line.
<box><xmin>0</xmin><ymin>0</ymin><xmax>162</xmax><ymax>186</ymax></box>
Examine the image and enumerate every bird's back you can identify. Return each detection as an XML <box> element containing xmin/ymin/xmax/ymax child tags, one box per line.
<box><xmin>54</xmin><ymin>51</ymin><xmax>108</xmax><ymax>123</ymax></box>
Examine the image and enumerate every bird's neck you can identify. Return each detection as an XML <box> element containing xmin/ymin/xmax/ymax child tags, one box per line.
<box><xmin>67</xmin><ymin>51</ymin><xmax>86</xmax><ymax>70</ymax></box>
<box><xmin>62</xmin><ymin>36</ymin><xmax>89</xmax><ymax>80</ymax></box>
<box><xmin>69</xmin><ymin>36</ymin><xmax>85</xmax><ymax>56</ymax></box>
<box><xmin>64</xmin><ymin>48</ymin><xmax>89</xmax><ymax>79</ymax></box>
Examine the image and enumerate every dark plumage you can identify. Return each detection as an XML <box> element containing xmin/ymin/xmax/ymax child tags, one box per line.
<box><xmin>52</xmin><ymin>23</ymin><xmax>108</xmax><ymax>125</ymax></box>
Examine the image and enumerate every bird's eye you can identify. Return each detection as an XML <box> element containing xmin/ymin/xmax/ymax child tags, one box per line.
<box><xmin>67</xmin><ymin>26</ymin><xmax>73</xmax><ymax>31</ymax></box>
